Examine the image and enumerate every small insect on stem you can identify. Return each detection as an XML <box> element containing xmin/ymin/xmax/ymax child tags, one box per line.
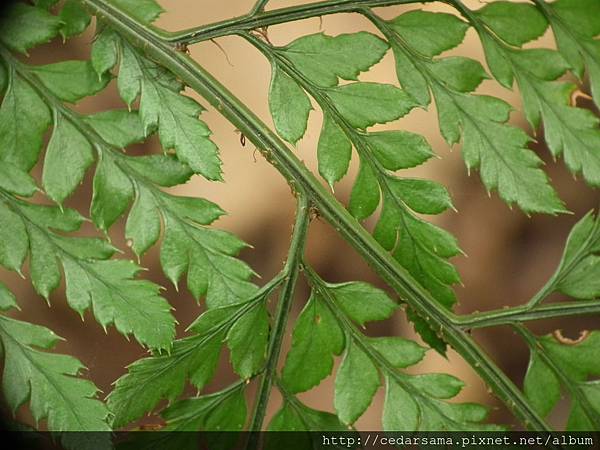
<box><xmin>174</xmin><ymin>42</ymin><xmax>190</xmax><ymax>54</ymax></box>
<box><xmin>234</xmin><ymin>129</ymin><xmax>258</xmax><ymax>161</ymax></box>
<box><xmin>309</xmin><ymin>205</ymin><xmax>320</xmax><ymax>220</ymax></box>
<box><xmin>234</xmin><ymin>129</ymin><xmax>246</xmax><ymax>147</ymax></box>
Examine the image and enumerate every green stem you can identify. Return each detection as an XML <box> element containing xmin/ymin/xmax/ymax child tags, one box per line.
<box><xmin>458</xmin><ymin>300</ymin><xmax>600</xmax><ymax>329</ymax></box>
<box><xmin>249</xmin><ymin>0</ymin><xmax>270</xmax><ymax>16</ymax></box>
<box><xmin>164</xmin><ymin>0</ymin><xmax>430</xmax><ymax>44</ymax></box>
<box><xmin>80</xmin><ymin>0</ymin><xmax>551</xmax><ymax>432</ymax></box>
<box><xmin>247</xmin><ymin>195</ymin><xmax>310</xmax><ymax>442</ymax></box>
<box><xmin>526</xmin><ymin>275</ymin><xmax>561</xmax><ymax>308</ymax></box>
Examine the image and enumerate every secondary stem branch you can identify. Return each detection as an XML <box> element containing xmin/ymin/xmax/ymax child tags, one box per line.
<box><xmin>250</xmin><ymin>0</ymin><xmax>271</xmax><ymax>16</ymax></box>
<box><xmin>458</xmin><ymin>300</ymin><xmax>600</xmax><ymax>329</ymax></box>
<box><xmin>247</xmin><ymin>195</ymin><xmax>310</xmax><ymax>442</ymax></box>
<box><xmin>164</xmin><ymin>0</ymin><xmax>429</xmax><ymax>44</ymax></box>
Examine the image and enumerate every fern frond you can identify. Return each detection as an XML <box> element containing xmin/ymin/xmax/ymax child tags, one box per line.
<box><xmin>453</xmin><ymin>0</ymin><xmax>600</xmax><ymax>188</ymax></box>
<box><xmin>0</xmin><ymin>189</ymin><xmax>176</xmax><ymax>350</ymax></box>
<box><xmin>2</xmin><ymin>0</ymin><xmax>600</xmax><ymax>439</ymax></box>
<box><xmin>106</xmin><ymin>277</ymin><xmax>275</xmax><ymax>427</ymax></box>
<box><xmin>294</xmin><ymin>265</ymin><xmax>502</xmax><ymax>430</ymax></box>
<box><xmin>0</xmin><ymin>283</ymin><xmax>110</xmax><ymax>440</ymax></box>
<box><xmin>367</xmin><ymin>10</ymin><xmax>567</xmax><ymax>215</ymax></box>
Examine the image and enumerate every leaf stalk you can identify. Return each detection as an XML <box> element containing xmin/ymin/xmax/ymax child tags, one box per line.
<box><xmin>163</xmin><ymin>0</ymin><xmax>430</xmax><ymax>45</ymax></box>
<box><xmin>458</xmin><ymin>300</ymin><xmax>600</xmax><ymax>329</ymax></box>
<box><xmin>247</xmin><ymin>194</ymin><xmax>311</xmax><ymax>442</ymax></box>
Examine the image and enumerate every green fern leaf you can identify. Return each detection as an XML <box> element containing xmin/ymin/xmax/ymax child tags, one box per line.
<box><xmin>59</xmin><ymin>0</ymin><xmax>92</xmax><ymax>39</ymax></box>
<box><xmin>0</xmin><ymin>74</ymin><xmax>51</xmax><ymax>172</ymax></box>
<box><xmin>388</xmin><ymin>10</ymin><xmax>468</xmax><ymax>58</ymax></box>
<box><xmin>0</xmin><ymin>195</ymin><xmax>175</xmax><ymax>350</ymax></box>
<box><xmin>269</xmin><ymin>64</ymin><xmax>312</xmax><ymax>144</ymax></box>
<box><xmin>283</xmin><ymin>272</ymin><xmax>498</xmax><ymax>430</ymax></box>
<box><xmin>0</xmin><ymin>282</ymin><xmax>17</xmax><ymax>310</ymax></box>
<box><xmin>91</xmin><ymin>27</ymin><xmax>120</xmax><ymax>76</ymax></box>
<box><xmin>107</xmin><ymin>329</ymin><xmax>224</xmax><ymax>427</ymax></box>
<box><xmin>4</xmin><ymin>0</ymin><xmax>599</xmax><ymax>439</ymax></box>
<box><xmin>0</xmin><ymin>291</ymin><xmax>109</xmax><ymax>432</ymax></box>
<box><xmin>383</xmin><ymin>10</ymin><xmax>566</xmax><ymax>214</ymax></box>
<box><xmin>542</xmin><ymin>0</ymin><xmax>600</xmax><ymax>107</ymax></box>
<box><xmin>347</xmin><ymin>159</ymin><xmax>379</xmax><ymax>220</ymax></box>
<box><xmin>256</xmin><ymin>30</ymin><xmax>461</xmax><ymax>350</ymax></box>
<box><xmin>158</xmin><ymin>200</ymin><xmax>258</xmax><ymax>305</ymax></box>
<box><xmin>335</xmin><ymin>341</ymin><xmax>381</xmax><ymax>424</ymax></box>
<box><xmin>118</xmin><ymin>384</ymin><xmax>246</xmax><ymax>450</ymax></box>
<box><xmin>326</xmin><ymin>282</ymin><xmax>398</xmax><ymax>326</ymax></box>
<box><xmin>110</xmin><ymin>0</ymin><xmax>164</xmax><ymax>25</ymax></box>
<box><xmin>124</xmin><ymin>153</ymin><xmax>193</xmax><ymax>186</ymax></box>
<box><xmin>31</xmin><ymin>60</ymin><xmax>110</xmax><ymax>103</ymax></box>
<box><xmin>63</xmin><ymin>258</ymin><xmax>175</xmax><ymax>348</ymax></box>
<box><xmin>327</xmin><ymin>82</ymin><xmax>415</xmax><ymax>129</ymax></box>
<box><xmin>281</xmin><ymin>290</ymin><xmax>344</xmax><ymax>393</ymax></box>
<box><xmin>384</xmin><ymin>374</ymin><xmax>492</xmax><ymax>431</ymax></box>
<box><xmin>161</xmin><ymin>384</ymin><xmax>247</xmax><ymax>432</ymax></box>
<box><xmin>108</xmin><ymin>288</ymin><xmax>271</xmax><ymax>427</ymax></box>
<box><xmin>377</xmin><ymin>206</ymin><xmax>460</xmax><ymax>309</ymax></box>
<box><xmin>553</xmin><ymin>211</ymin><xmax>600</xmax><ymax>300</ymax></box>
<box><xmin>2</xmin><ymin>39</ymin><xmax>254</xmax><ymax>308</ymax></box>
<box><xmin>0</xmin><ymin>162</ymin><xmax>38</xmax><ymax>197</ymax></box>
<box><xmin>42</xmin><ymin>115</ymin><xmax>94</xmax><ymax>204</ymax></box>
<box><xmin>267</xmin><ymin>397</ymin><xmax>348</xmax><ymax>449</ymax></box>
<box><xmin>362</xmin><ymin>132</ymin><xmax>435</xmax><ymax>181</ymax></box>
<box><xmin>226</xmin><ymin>302</ymin><xmax>270</xmax><ymax>379</ymax></box>
<box><xmin>84</xmin><ymin>109</ymin><xmax>148</xmax><ymax>148</ymax></box>
<box><xmin>317</xmin><ymin>114</ymin><xmax>352</xmax><ymax>188</ymax></box>
<box><xmin>0</xmin><ymin>202</ymin><xmax>29</xmax><ymax>273</ymax></box>
<box><xmin>429</xmin><ymin>56</ymin><xmax>490</xmax><ymax>92</ymax></box>
<box><xmin>95</xmin><ymin>33</ymin><xmax>222</xmax><ymax>179</ymax></box>
<box><xmin>369</xmin><ymin>336</ymin><xmax>425</xmax><ymax>368</ymax></box>
<box><xmin>279</xmin><ymin>32</ymin><xmax>388</xmax><ymax>88</ymax></box>
<box><xmin>268</xmin><ymin>31</ymin><xmax>393</xmax><ymax>143</ymax></box>
<box><xmin>435</xmin><ymin>87</ymin><xmax>566</xmax><ymax>214</ymax></box>
<box><xmin>386</xmin><ymin>10</ymin><xmax>469</xmax><ymax>104</ymax></box>
<box><xmin>472</xmin><ymin>2</ymin><xmax>600</xmax><ymax>188</ymax></box>
<box><xmin>475</xmin><ymin>2</ymin><xmax>548</xmax><ymax>47</ymax></box>
<box><xmin>0</xmin><ymin>3</ymin><xmax>62</xmax><ymax>54</ymax></box>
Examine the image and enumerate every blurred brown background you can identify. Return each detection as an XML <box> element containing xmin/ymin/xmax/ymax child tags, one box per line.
<box><xmin>2</xmin><ymin>0</ymin><xmax>599</xmax><ymax>431</ymax></box>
